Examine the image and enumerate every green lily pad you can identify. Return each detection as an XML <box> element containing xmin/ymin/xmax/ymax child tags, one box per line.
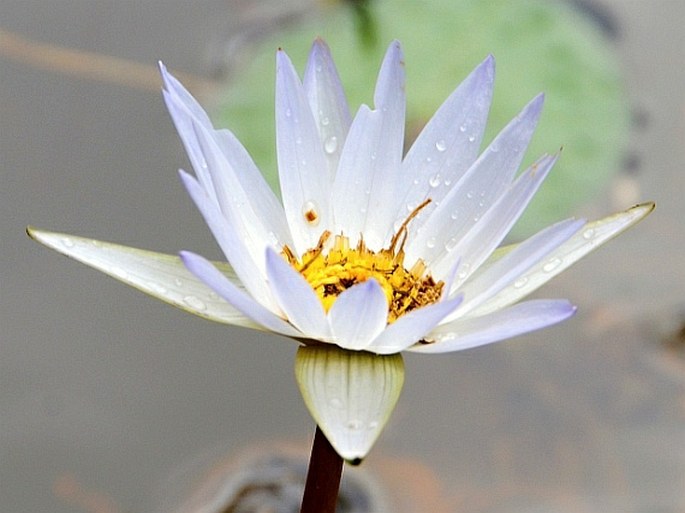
<box><xmin>215</xmin><ymin>0</ymin><xmax>629</xmax><ymax>239</ymax></box>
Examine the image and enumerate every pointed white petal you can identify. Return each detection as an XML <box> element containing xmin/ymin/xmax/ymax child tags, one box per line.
<box><xmin>295</xmin><ymin>346</ymin><xmax>405</xmax><ymax>462</ymax></box>
<box><xmin>332</xmin><ymin>41</ymin><xmax>406</xmax><ymax>247</ymax></box>
<box><xmin>328</xmin><ymin>279</ymin><xmax>388</xmax><ymax>351</ymax></box>
<box><xmin>394</xmin><ymin>55</ymin><xmax>495</xmax><ymax>229</ymax></box>
<box><xmin>470</xmin><ymin>202</ymin><xmax>655</xmax><ymax>316</ymax></box>
<box><xmin>180</xmin><ymin>251</ymin><xmax>301</xmax><ymax>337</ymax></box>
<box><xmin>406</xmin><ymin>95</ymin><xmax>545</xmax><ymax>264</ymax></box>
<box><xmin>179</xmin><ymin>170</ymin><xmax>274</xmax><ymax>308</ymax></box>
<box><xmin>27</xmin><ymin>227</ymin><xmax>260</xmax><ymax>328</ymax></box>
<box><xmin>409</xmin><ymin>299</ymin><xmax>576</xmax><ymax>354</ymax></box>
<box><xmin>276</xmin><ymin>49</ymin><xmax>333</xmax><ymax>255</ymax></box>
<box><xmin>367</xmin><ymin>295</ymin><xmax>464</xmax><ymax>354</ymax></box>
<box><xmin>303</xmin><ymin>38</ymin><xmax>352</xmax><ymax>177</ymax></box>
<box><xmin>454</xmin><ymin>218</ymin><xmax>584</xmax><ymax>316</ymax></box>
<box><xmin>265</xmin><ymin>248</ymin><xmax>331</xmax><ymax>339</ymax></box>
<box><xmin>431</xmin><ymin>153</ymin><xmax>558</xmax><ymax>283</ymax></box>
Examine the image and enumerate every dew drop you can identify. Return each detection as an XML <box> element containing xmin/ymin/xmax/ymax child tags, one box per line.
<box><xmin>425</xmin><ymin>156</ymin><xmax>432</xmax><ymax>163</ymax></box>
<box><xmin>413</xmin><ymin>178</ymin><xmax>420</xmax><ymax>185</ymax></box>
<box><xmin>285</xmin><ymin>108</ymin><xmax>292</xmax><ymax>118</ymax></box>
<box><xmin>429</xmin><ymin>174</ymin><xmax>441</xmax><ymax>188</ymax></box>
<box><xmin>329</xmin><ymin>398</ymin><xmax>343</xmax><ymax>409</ymax></box>
<box><xmin>320</xmin><ymin>116</ymin><xmax>330</xmax><ymax>126</ymax></box>
<box><xmin>184</xmin><ymin>295</ymin><xmax>207</xmax><ymax>311</ymax></box>
<box><xmin>435</xmin><ymin>139</ymin><xmax>447</xmax><ymax>152</ymax></box>
<box><xmin>459</xmin><ymin>124</ymin><xmax>467</xmax><ymax>132</ymax></box>
<box><xmin>426</xmin><ymin>237</ymin><xmax>436</xmax><ymax>249</ymax></box>
<box><xmin>61</xmin><ymin>238</ymin><xmax>74</xmax><ymax>248</ymax></box>
<box><xmin>466</xmin><ymin>191</ymin><xmax>475</xmax><ymax>199</ymax></box>
<box><xmin>583</xmin><ymin>228</ymin><xmax>595</xmax><ymax>240</ymax></box>
<box><xmin>444</xmin><ymin>178</ymin><xmax>452</xmax><ymax>186</ymax></box>
<box><xmin>444</xmin><ymin>238</ymin><xmax>458</xmax><ymax>251</ymax></box>
<box><xmin>324</xmin><ymin>136</ymin><xmax>338</xmax><ymax>154</ymax></box>
<box><xmin>174</xmin><ymin>278</ymin><xmax>183</xmax><ymax>287</ymax></box>
<box><xmin>543</xmin><ymin>258</ymin><xmax>562</xmax><ymax>272</ymax></box>
<box><xmin>513</xmin><ymin>277</ymin><xmax>528</xmax><ymax>289</ymax></box>
<box><xmin>347</xmin><ymin>419</ymin><xmax>363</xmax><ymax>431</ymax></box>
<box><xmin>450</xmin><ymin>210</ymin><xmax>459</xmax><ymax>220</ymax></box>
<box><xmin>368</xmin><ymin>421</ymin><xmax>379</xmax><ymax>430</ymax></box>
<box><xmin>295</xmin><ymin>136</ymin><xmax>303</xmax><ymax>145</ymax></box>
<box><xmin>406</xmin><ymin>202</ymin><xmax>418</xmax><ymax>212</ymax></box>
<box><xmin>370</xmin><ymin>152</ymin><xmax>377</xmax><ymax>161</ymax></box>
<box><xmin>208</xmin><ymin>291</ymin><xmax>220</xmax><ymax>300</ymax></box>
<box><xmin>468</xmin><ymin>135</ymin><xmax>476</xmax><ymax>142</ymax></box>
<box><xmin>90</xmin><ymin>239</ymin><xmax>102</xmax><ymax>247</ymax></box>
<box><xmin>302</xmin><ymin>200</ymin><xmax>320</xmax><ymax>226</ymax></box>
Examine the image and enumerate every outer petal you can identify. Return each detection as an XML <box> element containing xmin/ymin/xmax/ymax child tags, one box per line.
<box><xmin>328</xmin><ymin>279</ymin><xmax>388</xmax><ymax>351</ymax></box>
<box><xmin>276</xmin><ymin>49</ymin><xmax>333</xmax><ymax>255</ymax></box>
<box><xmin>295</xmin><ymin>346</ymin><xmax>405</xmax><ymax>462</ymax></box>
<box><xmin>367</xmin><ymin>294</ymin><xmax>464</xmax><ymax>354</ymax></box>
<box><xmin>303</xmin><ymin>38</ymin><xmax>352</xmax><ymax>178</ymax></box>
<box><xmin>27</xmin><ymin>227</ymin><xmax>260</xmax><ymax>328</ymax></box>
<box><xmin>180</xmin><ymin>170</ymin><xmax>274</xmax><ymax>308</ymax></box>
<box><xmin>453</xmin><ymin>217</ymin><xmax>585</xmax><ymax>317</ymax></box>
<box><xmin>470</xmin><ymin>202</ymin><xmax>655</xmax><ymax>316</ymax></box>
<box><xmin>180</xmin><ymin>251</ymin><xmax>301</xmax><ymax>337</ymax></box>
<box><xmin>265</xmin><ymin>248</ymin><xmax>331</xmax><ymax>340</ymax></box>
<box><xmin>332</xmin><ymin>41</ymin><xmax>406</xmax><ymax>248</ymax></box>
<box><xmin>409</xmin><ymin>299</ymin><xmax>576</xmax><ymax>354</ymax></box>
<box><xmin>395</xmin><ymin>55</ymin><xmax>495</xmax><ymax>228</ymax></box>
<box><xmin>405</xmin><ymin>95</ymin><xmax>545</xmax><ymax>263</ymax></box>
<box><xmin>432</xmin><ymin>153</ymin><xmax>558</xmax><ymax>283</ymax></box>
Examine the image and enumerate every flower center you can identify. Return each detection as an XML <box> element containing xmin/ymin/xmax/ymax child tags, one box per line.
<box><xmin>281</xmin><ymin>200</ymin><xmax>444</xmax><ymax>323</ymax></box>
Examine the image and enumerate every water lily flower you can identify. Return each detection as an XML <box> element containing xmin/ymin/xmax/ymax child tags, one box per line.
<box><xmin>28</xmin><ymin>39</ymin><xmax>653</xmax><ymax>463</ymax></box>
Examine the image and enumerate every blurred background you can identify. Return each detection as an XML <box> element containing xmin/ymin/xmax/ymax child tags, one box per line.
<box><xmin>1</xmin><ymin>0</ymin><xmax>683</xmax><ymax>511</ymax></box>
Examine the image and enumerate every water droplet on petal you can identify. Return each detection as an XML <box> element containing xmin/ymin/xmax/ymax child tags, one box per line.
<box><xmin>426</xmin><ymin>237</ymin><xmax>436</xmax><ymax>249</ymax></box>
<box><xmin>450</xmin><ymin>210</ymin><xmax>459</xmax><ymax>220</ymax></box>
<box><xmin>429</xmin><ymin>174</ymin><xmax>441</xmax><ymax>188</ymax></box>
<box><xmin>435</xmin><ymin>139</ymin><xmax>447</xmax><ymax>152</ymax></box>
<box><xmin>324</xmin><ymin>136</ymin><xmax>338</xmax><ymax>154</ymax></box>
<box><xmin>347</xmin><ymin>419</ymin><xmax>363</xmax><ymax>431</ymax></box>
<box><xmin>174</xmin><ymin>278</ymin><xmax>183</xmax><ymax>287</ymax></box>
<box><xmin>61</xmin><ymin>238</ymin><xmax>74</xmax><ymax>248</ymax></box>
<box><xmin>329</xmin><ymin>398</ymin><xmax>343</xmax><ymax>409</ymax></box>
<box><xmin>468</xmin><ymin>135</ymin><xmax>476</xmax><ymax>142</ymax></box>
<box><xmin>321</xmin><ymin>115</ymin><xmax>330</xmax><ymax>126</ymax></box>
<box><xmin>459</xmin><ymin>124</ymin><xmax>467</xmax><ymax>132</ymax></box>
<box><xmin>583</xmin><ymin>228</ymin><xmax>595</xmax><ymax>240</ymax></box>
<box><xmin>513</xmin><ymin>277</ymin><xmax>528</xmax><ymax>289</ymax></box>
<box><xmin>285</xmin><ymin>108</ymin><xmax>292</xmax><ymax>118</ymax></box>
<box><xmin>184</xmin><ymin>295</ymin><xmax>207</xmax><ymax>311</ymax></box>
<box><xmin>295</xmin><ymin>136</ymin><xmax>302</xmax><ymax>145</ymax></box>
<box><xmin>148</xmin><ymin>282</ymin><xmax>168</xmax><ymax>295</ymax></box>
<box><xmin>542</xmin><ymin>257</ymin><xmax>562</xmax><ymax>272</ymax></box>
<box><xmin>444</xmin><ymin>238</ymin><xmax>458</xmax><ymax>251</ymax></box>
<box><xmin>302</xmin><ymin>200</ymin><xmax>320</xmax><ymax>226</ymax></box>
<box><xmin>368</xmin><ymin>421</ymin><xmax>379</xmax><ymax>430</ymax></box>
<box><xmin>466</xmin><ymin>191</ymin><xmax>475</xmax><ymax>199</ymax></box>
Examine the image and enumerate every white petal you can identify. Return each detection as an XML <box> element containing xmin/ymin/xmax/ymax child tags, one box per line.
<box><xmin>432</xmin><ymin>153</ymin><xmax>558</xmax><ymax>283</ymax></box>
<box><xmin>454</xmin><ymin>217</ymin><xmax>585</xmax><ymax>317</ymax></box>
<box><xmin>470</xmin><ymin>202</ymin><xmax>655</xmax><ymax>316</ymax></box>
<box><xmin>294</xmin><ymin>346</ymin><xmax>405</xmax><ymax>462</ymax></box>
<box><xmin>276</xmin><ymin>49</ymin><xmax>333</xmax><ymax>255</ymax></box>
<box><xmin>332</xmin><ymin>41</ymin><xmax>406</xmax><ymax>248</ymax></box>
<box><xmin>179</xmin><ymin>170</ymin><xmax>274</xmax><ymax>308</ymax></box>
<box><xmin>328</xmin><ymin>280</ymin><xmax>388</xmax><ymax>351</ymax></box>
<box><xmin>27</xmin><ymin>227</ymin><xmax>260</xmax><ymax>328</ymax></box>
<box><xmin>303</xmin><ymin>38</ymin><xmax>352</xmax><ymax>177</ymax></box>
<box><xmin>409</xmin><ymin>299</ymin><xmax>576</xmax><ymax>353</ymax></box>
<box><xmin>405</xmin><ymin>94</ymin><xmax>545</xmax><ymax>264</ymax></box>
<box><xmin>367</xmin><ymin>295</ymin><xmax>464</xmax><ymax>355</ymax></box>
<box><xmin>265</xmin><ymin>248</ymin><xmax>331</xmax><ymax>340</ymax></box>
<box><xmin>180</xmin><ymin>251</ymin><xmax>300</xmax><ymax>337</ymax></box>
<box><xmin>394</xmin><ymin>55</ymin><xmax>495</xmax><ymax>231</ymax></box>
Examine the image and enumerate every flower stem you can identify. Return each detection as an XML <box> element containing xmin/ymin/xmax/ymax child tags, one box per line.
<box><xmin>300</xmin><ymin>426</ymin><xmax>344</xmax><ymax>513</ymax></box>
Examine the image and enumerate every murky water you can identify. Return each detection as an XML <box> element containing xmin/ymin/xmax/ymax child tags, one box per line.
<box><xmin>1</xmin><ymin>1</ymin><xmax>683</xmax><ymax>512</ymax></box>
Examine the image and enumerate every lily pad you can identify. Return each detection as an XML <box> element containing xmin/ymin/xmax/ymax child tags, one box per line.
<box><xmin>215</xmin><ymin>0</ymin><xmax>629</xmax><ymax>239</ymax></box>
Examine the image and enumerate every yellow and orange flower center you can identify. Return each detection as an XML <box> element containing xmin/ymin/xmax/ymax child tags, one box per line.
<box><xmin>281</xmin><ymin>200</ymin><xmax>444</xmax><ymax>323</ymax></box>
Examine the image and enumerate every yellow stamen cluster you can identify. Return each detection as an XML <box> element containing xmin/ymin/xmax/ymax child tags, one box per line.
<box><xmin>281</xmin><ymin>200</ymin><xmax>444</xmax><ymax>323</ymax></box>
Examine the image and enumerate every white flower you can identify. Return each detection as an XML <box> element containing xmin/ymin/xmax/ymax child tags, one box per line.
<box><xmin>28</xmin><ymin>39</ymin><xmax>653</xmax><ymax>462</ymax></box>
